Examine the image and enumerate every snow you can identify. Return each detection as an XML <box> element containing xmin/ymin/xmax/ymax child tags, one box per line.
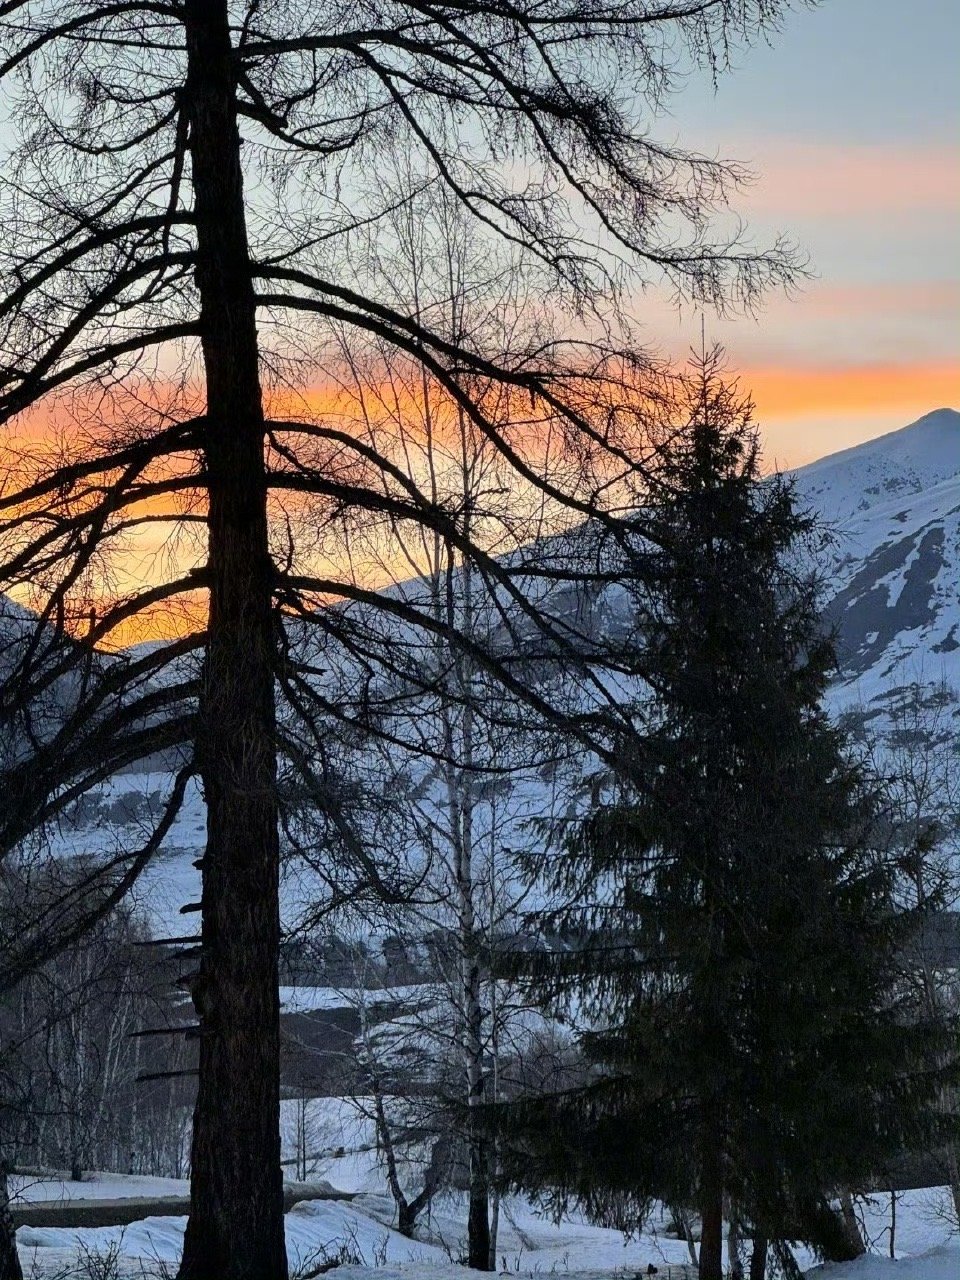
<box><xmin>278</xmin><ymin>985</ymin><xmax>426</xmax><ymax>1014</ymax></box>
<box><xmin>808</xmin><ymin>1244</ymin><xmax>960</xmax><ymax>1280</ymax></box>
<box><xmin>15</xmin><ymin>1194</ymin><xmax>698</xmax><ymax>1277</ymax></box>
<box><xmin>13</xmin><ymin>1166</ymin><xmax>958</xmax><ymax>1279</ymax></box>
<box><xmin>792</xmin><ymin>408</ymin><xmax>960</xmax><ymax>527</ymax></box>
<box><xmin>789</xmin><ymin>408</ymin><xmax>960</xmax><ymax>705</ymax></box>
<box><xmin>11</xmin><ymin>1173</ymin><xmax>189</xmax><ymax>1204</ymax></box>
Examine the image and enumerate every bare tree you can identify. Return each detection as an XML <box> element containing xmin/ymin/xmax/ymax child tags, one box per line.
<box><xmin>1</xmin><ymin>899</ymin><xmax>194</xmax><ymax>1171</ymax></box>
<box><xmin>287</xmin><ymin>179</ymin><xmax>591</xmax><ymax>1268</ymax></box>
<box><xmin>0</xmin><ymin>5</ymin><xmax>808</xmax><ymax>1276</ymax></box>
<box><xmin>0</xmin><ymin>901</ymin><xmax>192</xmax><ymax>1280</ymax></box>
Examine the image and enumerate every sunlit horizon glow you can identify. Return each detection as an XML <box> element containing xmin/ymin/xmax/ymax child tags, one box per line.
<box><xmin>5</xmin><ymin>352</ymin><xmax>956</xmax><ymax>646</ymax></box>
<box><xmin>2</xmin><ymin>2</ymin><xmax>956</xmax><ymax>643</ymax></box>
<box><xmin>746</xmin><ymin>364</ymin><xmax>960</xmax><ymax>471</ymax></box>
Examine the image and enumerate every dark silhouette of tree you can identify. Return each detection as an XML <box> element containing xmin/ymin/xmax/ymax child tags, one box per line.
<box><xmin>501</xmin><ymin>353</ymin><xmax>958</xmax><ymax>1280</ymax></box>
<box><xmin>0</xmin><ymin>1159</ymin><xmax>20</xmax><ymax>1280</ymax></box>
<box><xmin>0</xmin><ymin>5</ymin><xmax>809</xmax><ymax>1276</ymax></box>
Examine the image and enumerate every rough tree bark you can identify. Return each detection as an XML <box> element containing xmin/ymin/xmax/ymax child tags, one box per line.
<box><xmin>698</xmin><ymin>888</ymin><xmax>724</xmax><ymax>1280</ymax></box>
<box><xmin>946</xmin><ymin>1147</ymin><xmax>960</xmax><ymax>1224</ymax></box>
<box><xmin>177</xmin><ymin>4</ymin><xmax>286</xmax><ymax>1278</ymax></box>
<box><xmin>727</xmin><ymin>1212</ymin><xmax>744</xmax><ymax>1279</ymax></box>
<box><xmin>699</xmin><ymin>1186</ymin><xmax>724</xmax><ymax>1280</ymax></box>
<box><xmin>839</xmin><ymin>1190</ymin><xmax>866</xmax><ymax>1260</ymax></box>
<box><xmin>451</xmin><ymin>700</ymin><xmax>492</xmax><ymax>1272</ymax></box>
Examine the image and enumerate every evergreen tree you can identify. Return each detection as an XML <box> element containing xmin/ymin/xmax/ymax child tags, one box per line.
<box><xmin>503</xmin><ymin>352</ymin><xmax>957</xmax><ymax>1279</ymax></box>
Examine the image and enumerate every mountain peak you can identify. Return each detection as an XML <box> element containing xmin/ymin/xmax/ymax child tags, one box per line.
<box><xmin>795</xmin><ymin>406</ymin><xmax>960</xmax><ymax>475</ymax></box>
<box><xmin>909</xmin><ymin>406</ymin><xmax>960</xmax><ymax>426</ymax></box>
<box><xmin>791</xmin><ymin>407</ymin><xmax>960</xmax><ymax>526</ymax></box>
<box><xmin>783</xmin><ymin>407</ymin><xmax>960</xmax><ymax>698</ymax></box>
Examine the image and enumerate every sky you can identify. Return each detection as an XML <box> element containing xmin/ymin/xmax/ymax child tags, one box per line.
<box><xmin>3</xmin><ymin>1</ymin><xmax>954</xmax><ymax>481</ymax></box>
<box><xmin>1</xmin><ymin>2</ymin><xmax>956</xmax><ymax>641</ymax></box>
<box><xmin>635</xmin><ymin>0</ymin><xmax>960</xmax><ymax>468</ymax></box>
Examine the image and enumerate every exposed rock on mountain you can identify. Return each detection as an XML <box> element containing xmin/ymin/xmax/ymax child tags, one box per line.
<box><xmin>792</xmin><ymin>408</ymin><xmax>960</xmax><ymax>702</ymax></box>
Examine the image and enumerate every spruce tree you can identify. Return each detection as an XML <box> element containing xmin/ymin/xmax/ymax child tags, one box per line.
<box><xmin>504</xmin><ymin>352</ymin><xmax>957</xmax><ymax>1279</ymax></box>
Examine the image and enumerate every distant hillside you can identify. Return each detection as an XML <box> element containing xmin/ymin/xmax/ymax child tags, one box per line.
<box><xmin>5</xmin><ymin>407</ymin><xmax>959</xmax><ymax>938</ymax></box>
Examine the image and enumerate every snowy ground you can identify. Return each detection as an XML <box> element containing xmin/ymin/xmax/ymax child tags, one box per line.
<box><xmin>11</xmin><ymin>1173</ymin><xmax>189</xmax><ymax>1204</ymax></box>
<box><xmin>12</xmin><ymin>1167</ymin><xmax>958</xmax><ymax>1278</ymax></box>
<box><xmin>15</xmin><ymin>1192</ymin><xmax>703</xmax><ymax>1277</ymax></box>
<box><xmin>11</xmin><ymin>1094</ymin><xmax>958</xmax><ymax>1278</ymax></box>
<box><xmin>807</xmin><ymin>1243</ymin><xmax>960</xmax><ymax>1280</ymax></box>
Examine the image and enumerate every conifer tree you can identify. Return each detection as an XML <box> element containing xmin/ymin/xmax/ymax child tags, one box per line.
<box><xmin>503</xmin><ymin>352</ymin><xmax>958</xmax><ymax>1280</ymax></box>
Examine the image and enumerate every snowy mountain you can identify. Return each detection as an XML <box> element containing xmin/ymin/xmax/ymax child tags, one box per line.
<box><xmin>791</xmin><ymin>408</ymin><xmax>960</xmax><ymax>705</ymax></box>
<box><xmin>5</xmin><ymin>407</ymin><xmax>960</xmax><ymax>940</ymax></box>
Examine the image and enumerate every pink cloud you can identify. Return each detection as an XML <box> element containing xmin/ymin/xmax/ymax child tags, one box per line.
<box><xmin>797</xmin><ymin>279</ymin><xmax>960</xmax><ymax>315</ymax></box>
<box><xmin>734</xmin><ymin>140</ymin><xmax>960</xmax><ymax>217</ymax></box>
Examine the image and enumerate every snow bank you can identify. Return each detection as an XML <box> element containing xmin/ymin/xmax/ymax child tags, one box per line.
<box><xmin>11</xmin><ymin>1171</ymin><xmax>188</xmax><ymax>1203</ymax></box>
<box><xmin>806</xmin><ymin>1243</ymin><xmax>960</xmax><ymax>1279</ymax></box>
<box><xmin>14</xmin><ymin>1167</ymin><xmax>957</xmax><ymax>1278</ymax></box>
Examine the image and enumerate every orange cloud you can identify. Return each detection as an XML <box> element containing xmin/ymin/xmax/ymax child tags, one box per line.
<box><xmin>744</xmin><ymin>361</ymin><xmax>960</xmax><ymax>421</ymax></box>
<box><xmin>5</xmin><ymin>356</ymin><xmax>958</xmax><ymax>641</ymax></box>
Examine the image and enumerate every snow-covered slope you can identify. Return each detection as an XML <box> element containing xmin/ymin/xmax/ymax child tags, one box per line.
<box><xmin>791</xmin><ymin>408</ymin><xmax>960</xmax><ymax>703</ymax></box>
<box><xmin>8</xmin><ymin>407</ymin><xmax>959</xmax><ymax>938</ymax></box>
<box><xmin>793</xmin><ymin>408</ymin><xmax>960</xmax><ymax>526</ymax></box>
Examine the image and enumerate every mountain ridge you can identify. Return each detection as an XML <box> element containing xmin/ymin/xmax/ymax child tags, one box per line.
<box><xmin>4</xmin><ymin>406</ymin><xmax>960</xmax><ymax>935</ymax></box>
<box><xmin>793</xmin><ymin>407</ymin><xmax>960</xmax><ymax>699</ymax></box>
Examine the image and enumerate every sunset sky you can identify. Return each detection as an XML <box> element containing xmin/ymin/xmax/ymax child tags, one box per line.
<box><xmin>0</xmin><ymin>1</ymin><xmax>954</xmax><ymax>649</ymax></box>
<box><xmin>638</xmin><ymin>0</ymin><xmax>959</xmax><ymax>468</ymax></box>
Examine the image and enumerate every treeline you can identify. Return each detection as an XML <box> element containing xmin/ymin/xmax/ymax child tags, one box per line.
<box><xmin>1</xmin><ymin>900</ymin><xmax>192</xmax><ymax>1181</ymax></box>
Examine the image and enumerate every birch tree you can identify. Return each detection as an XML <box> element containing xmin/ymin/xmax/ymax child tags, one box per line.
<box><xmin>296</xmin><ymin>180</ymin><xmax>578</xmax><ymax>1268</ymax></box>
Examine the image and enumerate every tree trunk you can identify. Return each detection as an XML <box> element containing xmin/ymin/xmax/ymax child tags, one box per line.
<box><xmin>370</xmin><ymin>1075</ymin><xmax>413</xmax><ymax>1238</ymax></box>
<box><xmin>436</xmin><ymin>575</ymin><xmax>491</xmax><ymax>1273</ymax></box>
<box><xmin>467</xmin><ymin>1145</ymin><xmax>491</xmax><ymax>1270</ymax></box>
<box><xmin>0</xmin><ymin>1161</ymin><xmax>22</xmax><ymax>1280</ymax></box>
<box><xmin>748</xmin><ymin>1236</ymin><xmax>767</xmax><ymax>1280</ymax></box>
<box><xmin>698</xmin><ymin>1101</ymin><xmax>724</xmax><ymax>1280</ymax></box>
<box><xmin>464</xmin><ymin>934</ymin><xmax>490</xmax><ymax>1270</ymax></box>
<box><xmin>699</xmin><ymin>1192</ymin><xmax>724</xmax><ymax>1280</ymax></box>
<box><xmin>727</xmin><ymin>1212</ymin><xmax>744</xmax><ymax>1280</ymax></box>
<box><xmin>888</xmin><ymin>1189</ymin><xmax>896</xmax><ymax>1259</ymax></box>
<box><xmin>396</xmin><ymin>1201</ymin><xmax>416</xmax><ymax>1239</ymax></box>
<box><xmin>455</xmin><ymin>744</ymin><xmax>491</xmax><ymax>1271</ymax></box>
<box><xmin>947</xmin><ymin>1144</ymin><xmax>960</xmax><ymax>1224</ymax></box>
<box><xmin>671</xmin><ymin>1206</ymin><xmax>698</xmax><ymax>1266</ymax></box>
<box><xmin>487</xmin><ymin>1161</ymin><xmax>501</xmax><ymax>1272</ymax></box>
<box><xmin>177</xmin><ymin>4</ymin><xmax>285</xmax><ymax>1279</ymax></box>
<box><xmin>839</xmin><ymin>1190</ymin><xmax>866</xmax><ymax>1259</ymax></box>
